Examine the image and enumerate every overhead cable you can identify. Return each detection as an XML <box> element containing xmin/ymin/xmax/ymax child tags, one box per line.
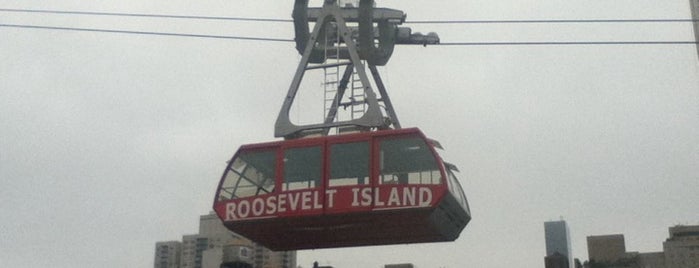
<box><xmin>0</xmin><ymin>8</ymin><xmax>292</xmax><ymax>22</ymax></box>
<box><xmin>1</xmin><ymin>8</ymin><xmax>696</xmax><ymax>25</ymax></box>
<box><xmin>0</xmin><ymin>23</ymin><xmax>294</xmax><ymax>42</ymax></box>
<box><xmin>408</xmin><ymin>19</ymin><xmax>698</xmax><ymax>24</ymax></box>
<box><xmin>438</xmin><ymin>41</ymin><xmax>698</xmax><ymax>46</ymax></box>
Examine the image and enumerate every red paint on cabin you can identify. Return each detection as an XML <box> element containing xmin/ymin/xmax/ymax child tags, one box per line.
<box><xmin>213</xmin><ymin>128</ymin><xmax>470</xmax><ymax>251</ymax></box>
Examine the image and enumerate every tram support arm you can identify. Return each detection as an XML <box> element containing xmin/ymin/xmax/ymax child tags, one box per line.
<box><xmin>369</xmin><ymin>64</ymin><xmax>401</xmax><ymax>129</ymax></box>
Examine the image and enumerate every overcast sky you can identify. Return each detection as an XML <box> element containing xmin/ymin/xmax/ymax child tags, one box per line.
<box><xmin>1</xmin><ymin>1</ymin><xmax>698</xmax><ymax>267</ymax></box>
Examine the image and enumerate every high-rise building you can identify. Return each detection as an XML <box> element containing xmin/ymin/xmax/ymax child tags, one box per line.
<box><xmin>155</xmin><ymin>212</ymin><xmax>296</xmax><ymax>268</ymax></box>
<box><xmin>545</xmin><ymin>220</ymin><xmax>573</xmax><ymax>268</ymax></box>
<box><xmin>155</xmin><ymin>241</ymin><xmax>182</xmax><ymax>268</ymax></box>
<box><xmin>663</xmin><ymin>225</ymin><xmax>699</xmax><ymax>268</ymax></box>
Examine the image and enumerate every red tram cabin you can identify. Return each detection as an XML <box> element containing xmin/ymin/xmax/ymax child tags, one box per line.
<box><xmin>213</xmin><ymin>128</ymin><xmax>470</xmax><ymax>251</ymax></box>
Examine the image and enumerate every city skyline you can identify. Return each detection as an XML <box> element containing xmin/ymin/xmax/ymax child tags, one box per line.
<box><xmin>155</xmin><ymin>212</ymin><xmax>296</xmax><ymax>268</ymax></box>
<box><xmin>583</xmin><ymin>224</ymin><xmax>699</xmax><ymax>268</ymax></box>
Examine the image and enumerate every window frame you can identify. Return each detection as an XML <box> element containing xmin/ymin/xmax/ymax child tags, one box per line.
<box><xmin>217</xmin><ymin>147</ymin><xmax>278</xmax><ymax>201</ymax></box>
<box><xmin>326</xmin><ymin>136</ymin><xmax>373</xmax><ymax>188</ymax></box>
<box><xmin>280</xmin><ymin>139</ymin><xmax>325</xmax><ymax>192</ymax></box>
<box><xmin>376</xmin><ymin>133</ymin><xmax>443</xmax><ymax>186</ymax></box>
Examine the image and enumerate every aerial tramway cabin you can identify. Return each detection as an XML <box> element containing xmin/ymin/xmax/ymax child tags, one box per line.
<box><xmin>213</xmin><ymin>128</ymin><xmax>471</xmax><ymax>251</ymax></box>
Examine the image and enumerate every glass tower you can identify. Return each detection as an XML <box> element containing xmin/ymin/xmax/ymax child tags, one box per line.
<box><xmin>545</xmin><ymin>220</ymin><xmax>573</xmax><ymax>268</ymax></box>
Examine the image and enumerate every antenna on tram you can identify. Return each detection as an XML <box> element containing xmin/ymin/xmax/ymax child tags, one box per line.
<box><xmin>275</xmin><ymin>0</ymin><xmax>440</xmax><ymax>139</ymax></box>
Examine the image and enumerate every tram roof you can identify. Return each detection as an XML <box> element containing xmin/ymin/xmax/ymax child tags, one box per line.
<box><xmin>238</xmin><ymin>127</ymin><xmax>430</xmax><ymax>149</ymax></box>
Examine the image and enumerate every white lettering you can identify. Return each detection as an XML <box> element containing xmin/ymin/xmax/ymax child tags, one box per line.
<box><xmin>277</xmin><ymin>194</ymin><xmax>287</xmax><ymax>213</ymax></box>
<box><xmin>387</xmin><ymin>187</ymin><xmax>401</xmax><ymax>206</ymax></box>
<box><xmin>265</xmin><ymin>196</ymin><xmax>277</xmax><ymax>214</ymax></box>
<box><xmin>252</xmin><ymin>198</ymin><xmax>265</xmax><ymax>216</ymax></box>
<box><xmin>374</xmin><ymin>188</ymin><xmax>385</xmax><ymax>206</ymax></box>
<box><xmin>361</xmin><ymin>188</ymin><xmax>372</xmax><ymax>206</ymax></box>
<box><xmin>288</xmin><ymin>192</ymin><xmax>300</xmax><ymax>211</ymax></box>
<box><xmin>301</xmin><ymin>191</ymin><xmax>312</xmax><ymax>210</ymax></box>
<box><xmin>326</xmin><ymin>189</ymin><xmax>337</xmax><ymax>208</ymax></box>
<box><xmin>419</xmin><ymin>187</ymin><xmax>432</xmax><ymax>206</ymax></box>
<box><xmin>313</xmin><ymin>191</ymin><xmax>323</xmax><ymax>209</ymax></box>
<box><xmin>238</xmin><ymin>200</ymin><xmax>250</xmax><ymax>218</ymax></box>
<box><xmin>403</xmin><ymin>187</ymin><xmax>416</xmax><ymax>206</ymax></box>
<box><xmin>351</xmin><ymin>188</ymin><xmax>361</xmax><ymax>207</ymax></box>
<box><xmin>226</xmin><ymin>203</ymin><xmax>237</xmax><ymax>220</ymax></box>
<box><xmin>222</xmin><ymin>187</ymin><xmax>432</xmax><ymax>221</ymax></box>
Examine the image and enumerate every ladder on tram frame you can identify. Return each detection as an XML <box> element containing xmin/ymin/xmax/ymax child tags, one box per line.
<box><xmin>275</xmin><ymin>0</ymin><xmax>440</xmax><ymax>139</ymax></box>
